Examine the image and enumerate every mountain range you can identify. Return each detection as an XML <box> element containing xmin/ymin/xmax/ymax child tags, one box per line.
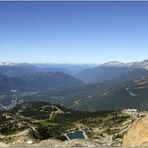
<box><xmin>0</xmin><ymin>72</ymin><xmax>84</xmax><ymax>92</ymax></box>
<box><xmin>0</xmin><ymin>59</ymin><xmax>147</xmax><ymax>111</ymax></box>
<box><xmin>77</xmin><ymin>60</ymin><xmax>148</xmax><ymax>83</ymax></box>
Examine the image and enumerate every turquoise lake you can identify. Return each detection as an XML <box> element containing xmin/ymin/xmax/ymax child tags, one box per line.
<box><xmin>67</xmin><ymin>131</ymin><xmax>85</xmax><ymax>140</ymax></box>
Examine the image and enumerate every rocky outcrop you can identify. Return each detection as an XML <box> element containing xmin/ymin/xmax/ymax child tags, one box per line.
<box><xmin>122</xmin><ymin>117</ymin><xmax>148</xmax><ymax>146</ymax></box>
<box><xmin>37</xmin><ymin>139</ymin><xmax>95</xmax><ymax>147</ymax></box>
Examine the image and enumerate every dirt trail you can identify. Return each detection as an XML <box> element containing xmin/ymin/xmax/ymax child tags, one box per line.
<box><xmin>0</xmin><ymin>142</ymin><xmax>9</xmax><ymax>147</ymax></box>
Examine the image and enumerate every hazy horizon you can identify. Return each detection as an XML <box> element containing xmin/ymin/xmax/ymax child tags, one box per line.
<box><xmin>0</xmin><ymin>2</ymin><xmax>148</xmax><ymax>63</ymax></box>
<box><xmin>0</xmin><ymin>59</ymin><xmax>147</xmax><ymax>65</ymax></box>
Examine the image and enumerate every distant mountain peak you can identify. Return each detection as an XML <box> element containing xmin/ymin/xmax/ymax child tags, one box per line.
<box><xmin>141</xmin><ymin>59</ymin><xmax>148</xmax><ymax>65</ymax></box>
<box><xmin>0</xmin><ymin>62</ymin><xmax>15</xmax><ymax>66</ymax></box>
<box><xmin>140</xmin><ymin>59</ymin><xmax>148</xmax><ymax>69</ymax></box>
<box><xmin>104</xmin><ymin>61</ymin><xmax>126</xmax><ymax>67</ymax></box>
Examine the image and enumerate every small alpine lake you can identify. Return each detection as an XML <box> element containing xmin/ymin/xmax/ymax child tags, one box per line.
<box><xmin>66</xmin><ymin>130</ymin><xmax>85</xmax><ymax>140</ymax></box>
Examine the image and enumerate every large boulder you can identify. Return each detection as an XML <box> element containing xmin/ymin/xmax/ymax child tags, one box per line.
<box><xmin>123</xmin><ymin>117</ymin><xmax>148</xmax><ymax>146</ymax></box>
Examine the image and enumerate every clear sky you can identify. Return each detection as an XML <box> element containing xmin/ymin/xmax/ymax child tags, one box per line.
<box><xmin>0</xmin><ymin>2</ymin><xmax>148</xmax><ymax>64</ymax></box>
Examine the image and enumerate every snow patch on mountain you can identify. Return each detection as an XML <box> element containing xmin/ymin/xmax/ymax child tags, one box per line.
<box><xmin>104</xmin><ymin>61</ymin><xmax>126</xmax><ymax>67</ymax></box>
<box><xmin>0</xmin><ymin>62</ymin><xmax>15</xmax><ymax>66</ymax></box>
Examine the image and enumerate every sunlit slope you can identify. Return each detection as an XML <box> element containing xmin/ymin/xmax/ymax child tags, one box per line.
<box><xmin>68</xmin><ymin>76</ymin><xmax>148</xmax><ymax>111</ymax></box>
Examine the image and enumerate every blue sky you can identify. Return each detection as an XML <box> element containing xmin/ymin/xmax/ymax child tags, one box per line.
<box><xmin>0</xmin><ymin>2</ymin><xmax>148</xmax><ymax>64</ymax></box>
